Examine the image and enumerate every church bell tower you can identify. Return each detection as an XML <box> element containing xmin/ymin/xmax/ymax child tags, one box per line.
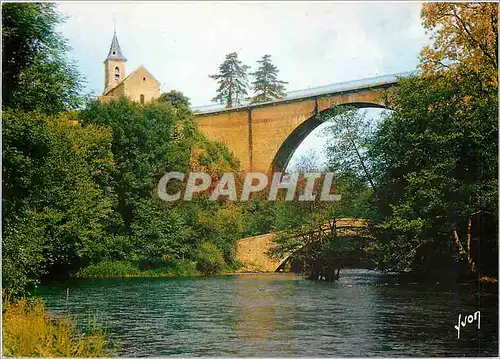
<box><xmin>103</xmin><ymin>28</ymin><xmax>127</xmax><ymax>94</ymax></box>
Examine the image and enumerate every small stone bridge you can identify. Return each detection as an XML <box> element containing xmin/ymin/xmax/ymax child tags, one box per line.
<box><xmin>235</xmin><ymin>218</ymin><xmax>372</xmax><ymax>272</ymax></box>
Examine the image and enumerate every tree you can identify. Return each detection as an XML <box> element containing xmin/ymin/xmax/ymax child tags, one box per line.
<box><xmin>250</xmin><ymin>54</ymin><xmax>287</xmax><ymax>103</ymax></box>
<box><xmin>130</xmin><ymin>198</ymin><xmax>192</xmax><ymax>259</ymax></box>
<box><xmin>321</xmin><ymin>107</ymin><xmax>378</xmax><ymax>194</ymax></box>
<box><xmin>78</xmin><ymin>98</ymin><xmax>243</xmax><ymax>269</ymax></box>
<box><xmin>209</xmin><ymin>52</ymin><xmax>250</xmax><ymax>108</ymax></box>
<box><xmin>288</xmin><ymin>149</ymin><xmax>324</xmax><ymax>172</ymax></box>
<box><xmin>369</xmin><ymin>3</ymin><xmax>498</xmax><ymax>275</ymax></box>
<box><xmin>2</xmin><ymin>110</ymin><xmax>115</xmax><ymax>296</ymax></box>
<box><xmin>420</xmin><ymin>3</ymin><xmax>497</xmax><ymax>87</ymax></box>
<box><xmin>157</xmin><ymin>90</ymin><xmax>191</xmax><ymax>110</ymax></box>
<box><xmin>2</xmin><ymin>3</ymin><xmax>83</xmax><ymax>114</ymax></box>
<box><xmin>78</xmin><ymin>99</ymin><xmax>197</xmax><ymax>231</ymax></box>
<box><xmin>371</xmin><ymin>72</ymin><xmax>498</xmax><ymax>274</ymax></box>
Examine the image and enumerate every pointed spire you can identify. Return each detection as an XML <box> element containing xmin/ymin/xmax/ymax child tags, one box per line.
<box><xmin>106</xmin><ymin>29</ymin><xmax>127</xmax><ymax>61</ymax></box>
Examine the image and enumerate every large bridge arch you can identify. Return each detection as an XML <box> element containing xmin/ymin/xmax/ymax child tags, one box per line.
<box><xmin>270</xmin><ymin>101</ymin><xmax>388</xmax><ymax>172</ymax></box>
<box><xmin>193</xmin><ymin>72</ymin><xmax>409</xmax><ymax>172</ymax></box>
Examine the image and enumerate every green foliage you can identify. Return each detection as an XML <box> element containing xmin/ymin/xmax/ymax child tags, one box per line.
<box><xmin>374</xmin><ymin>72</ymin><xmax>497</xmax><ymax>218</ymax></box>
<box><xmin>157</xmin><ymin>90</ymin><xmax>191</xmax><ymax>109</ymax></box>
<box><xmin>2</xmin><ymin>110</ymin><xmax>115</xmax><ymax>296</ymax></box>
<box><xmin>368</xmin><ymin>3</ymin><xmax>498</xmax><ymax>273</ymax></box>
<box><xmin>78</xmin><ymin>98</ymin><xmax>196</xmax><ymax>229</ymax></box>
<box><xmin>370</xmin><ymin>70</ymin><xmax>498</xmax><ymax>273</ymax></box>
<box><xmin>2</xmin><ymin>98</ymin><xmax>246</xmax><ymax>294</ymax></box>
<box><xmin>78</xmin><ymin>98</ymin><xmax>243</xmax><ymax>268</ymax></box>
<box><xmin>136</xmin><ymin>257</ymin><xmax>198</xmax><ymax>276</ymax></box>
<box><xmin>2</xmin><ymin>3</ymin><xmax>83</xmax><ymax>114</ymax></box>
<box><xmin>195</xmin><ymin>242</ymin><xmax>226</xmax><ymax>275</ymax></box>
<box><xmin>195</xmin><ymin>138</ymin><xmax>240</xmax><ymax>172</ymax></box>
<box><xmin>76</xmin><ymin>261</ymin><xmax>141</xmax><ymax>278</ymax></box>
<box><xmin>331</xmin><ymin>173</ymin><xmax>376</xmax><ymax>220</ymax></box>
<box><xmin>210</xmin><ymin>52</ymin><xmax>250</xmax><ymax>108</ymax></box>
<box><xmin>76</xmin><ymin>259</ymin><xmax>198</xmax><ymax>278</ymax></box>
<box><xmin>2</xmin><ymin>210</ymin><xmax>48</xmax><ymax>297</ymax></box>
<box><xmin>86</xmin><ymin>235</ymin><xmax>137</xmax><ymax>262</ymax></box>
<box><xmin>240</xmin><ymin>195</ymin><xmax>279</xmax><ymax>236</ymax></box>
<box><xmin>166</xmin><ymin>259</ymin><xmax>198</xmax><ymax>276</ymax></box>
<box><xmin>250</xmin><ymin>54</ymin><xmax>288</xmax><ymax>103</ymax></box>
<box><xmin>321</xmin><ymin>106</ymin><xmax>377</xmax><ymax>193</ymax></box>
<box><xmin>130</xmin><ymin>198</ymin><xmax>192</xmax><ymax>259</ymax></box>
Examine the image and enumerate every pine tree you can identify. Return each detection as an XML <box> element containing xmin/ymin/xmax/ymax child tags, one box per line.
<box><xmin>250</xmin><ymin>54</ymin><xmax>288</xmax><ymax>104</ymax></box>
<box><xmin>209</xmin><ymin>52</ymin><xmax>250</xmax><ymax>108</ymax></box>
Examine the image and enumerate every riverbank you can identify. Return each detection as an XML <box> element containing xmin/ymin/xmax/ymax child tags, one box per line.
<box><xmin>74</xmin><ymin>260</ymin><xmax>498</xmax><ymax>286</ymax></box>
<box><xmin>74</xmin><ymin>259</ymin><xmax>246</xmax><ymax>279</ymax></box>
<box><xmin>2</xmin><ymin>295</ymin><xmax>114</xmax><ymax>357</ymax></box>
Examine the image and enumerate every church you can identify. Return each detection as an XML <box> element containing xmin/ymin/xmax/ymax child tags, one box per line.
<box><xmin>99</xmin><ymin>30</ymin><xmax>160</xmax><ymax>104</ymax></box>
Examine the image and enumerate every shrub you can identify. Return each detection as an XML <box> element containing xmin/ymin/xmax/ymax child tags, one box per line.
<box><xmin>137</xmin><ymin>257</ymin><xmax>198</xmax><ymax>276</ymax></box>
<box><xmin>195</xmin><ymin>242</ymin><xmax>226</xmax><ymax>275</ymax></box>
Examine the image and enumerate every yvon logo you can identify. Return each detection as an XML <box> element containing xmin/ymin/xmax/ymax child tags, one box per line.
<box><xmin>454</xmin><ymin>311</ymin><xmax>480</xmax><ymax>339</ymax></box>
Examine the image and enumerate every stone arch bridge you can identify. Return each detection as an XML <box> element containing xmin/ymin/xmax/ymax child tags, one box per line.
<box><xmin>235</xmin><ymin>218</ymin><xmax>373</xmax><ymax>272</ymax></box>
<box><xmin>193</xmin><ymin>72</ymin><xmax>413</xmax><ymax>172</ymax></box>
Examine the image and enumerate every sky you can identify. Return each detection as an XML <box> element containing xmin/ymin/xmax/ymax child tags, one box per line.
<box><xmin>56</xmin><ymin>1</ymin><xmax>432</xmax><ymax>167</ymax></box>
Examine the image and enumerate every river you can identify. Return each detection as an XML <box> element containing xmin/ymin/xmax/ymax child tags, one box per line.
<box><xmin>36</xmin><ymin>270</ymin><xmax>498</xmax><ymax>357</ymax></box>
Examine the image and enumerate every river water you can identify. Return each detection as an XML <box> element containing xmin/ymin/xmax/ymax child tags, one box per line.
<box><xmin>37</xmin><ymin>270</ymin><xmax>498</xmax><ymax>357</ymax></box>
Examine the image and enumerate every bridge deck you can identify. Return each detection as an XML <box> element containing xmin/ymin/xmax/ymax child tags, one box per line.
<box><xmin>191</xmin><ymin>71</ymin><xmax>416</xmax><ymax>115</ymax></box>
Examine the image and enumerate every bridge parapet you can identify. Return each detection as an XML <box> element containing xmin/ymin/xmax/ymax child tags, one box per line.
<box><xmin>191</xmin><ymin>71</ymin><xmax>415</xmax><ymax>115</ymax></box>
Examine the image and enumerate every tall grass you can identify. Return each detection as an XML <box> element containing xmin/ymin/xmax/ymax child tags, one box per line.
<box><xmin>2</xmin><ymin>295</ymin><xmax>114</xmax><ymax>357</ymax></box>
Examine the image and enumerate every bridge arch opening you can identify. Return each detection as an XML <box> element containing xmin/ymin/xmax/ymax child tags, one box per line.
<box><xmin>271</xmin><ymin>103</ymin><xmax>390</xmax><ymax>172</ymax></box>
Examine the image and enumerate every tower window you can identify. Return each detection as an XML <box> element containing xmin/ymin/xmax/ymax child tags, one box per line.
<box><xmin>140</xmin><ymin>94</ymin><xmax>145</xmax><ymax>104</ymax></box>
<box><xmin>143</xmin><ymin>77</ymin><xmax>146</xmax><ymax>81</ymax></box>
<box><xmin>112</xmin><ymin>51</ymin><xmax>116</xmax><ymax>55</ymax></box>
<box><xmin>114</xmin><ymin>66</ymin><xmax>120</xmax><ymax>81</ymax></box>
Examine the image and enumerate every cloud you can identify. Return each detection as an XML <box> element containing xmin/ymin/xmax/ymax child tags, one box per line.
<box><xmin>57</xmin><ymin>2</ymin><xmax>430</xmax><ymax>106</ymax></box>
<box><xmin>56</xmin><ymin>2</ymin><xmax>430</xmax><ymax>165</ymax></box>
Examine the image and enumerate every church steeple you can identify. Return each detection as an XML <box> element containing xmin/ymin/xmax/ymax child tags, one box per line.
<box><xmin>103</xmin><ymin>28</ymin><xmax>127</xmax><ymax>94</ymax></box>
<box><xmin>106</xmin><ymin>29</ymin><xmax>127</xmax><ymax>61</ymax></box>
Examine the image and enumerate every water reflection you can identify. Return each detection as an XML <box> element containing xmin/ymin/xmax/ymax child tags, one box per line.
<box><xmin>233</xmin><ymin>274</ymin><xmax>297</xmax><ymax>355</ymax></box>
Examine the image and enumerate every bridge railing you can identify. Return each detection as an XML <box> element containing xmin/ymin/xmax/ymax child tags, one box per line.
<box><xmin>286</xmin><ymin>218</ymin><xmax>374</xmax><ymax>240</ymax></box>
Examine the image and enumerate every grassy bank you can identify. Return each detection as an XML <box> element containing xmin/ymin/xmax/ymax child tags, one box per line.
<box><xmin>75</xmin><ymin>259</ymin><xmax>199</xmax><ymax>278</ymax></box>
<box><xmin>2</xmin><ymin>295</ymin><xmax>114</xmax><ymax>357</ymax></box>
<box><xmin>75</xmin><ymin>257</ymin><xmax>244</xmax><ymax>278</ymax></box>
